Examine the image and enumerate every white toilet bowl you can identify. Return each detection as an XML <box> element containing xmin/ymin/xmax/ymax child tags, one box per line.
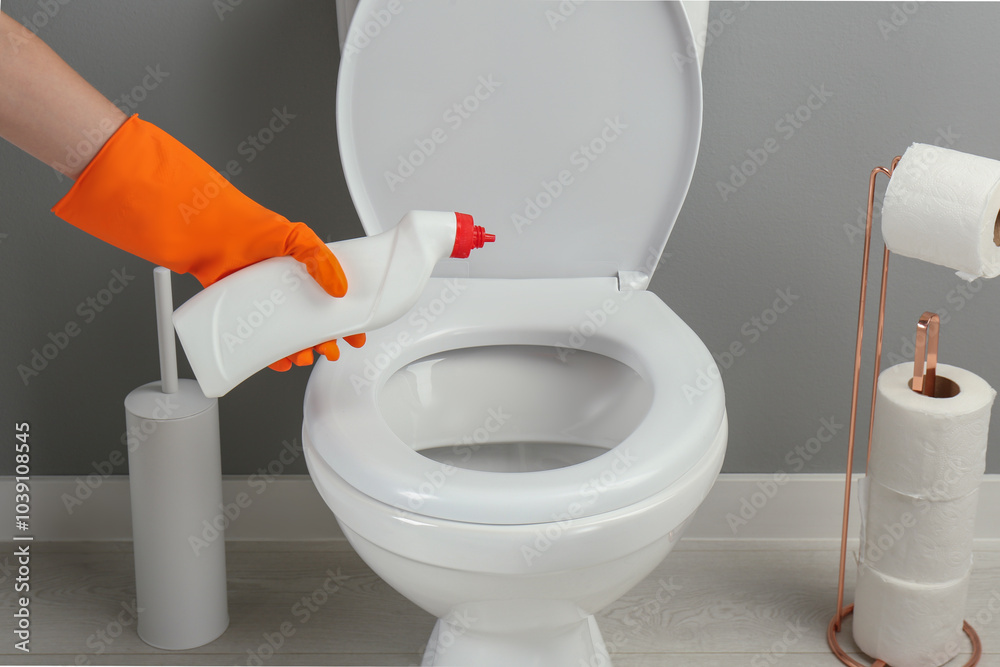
<box><xmin>304</xmin><ymin>279</ymin><xmax>727</xmax><ymax>666</ymax></box>
<box><xmin>307</xmin><ymin>2</ymin><xmax>721</xmax><ymax>664</ymax></box>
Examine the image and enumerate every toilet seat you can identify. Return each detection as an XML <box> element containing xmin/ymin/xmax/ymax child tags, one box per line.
<box><xmin>307</xmin><ymin>0</ymin><xmax>720</xmax><ymax>525</ymax></box>
<box><xmin>304</xmin><ymin>277</ymin><xmax>726</xmax><ymax>525</ymax></box>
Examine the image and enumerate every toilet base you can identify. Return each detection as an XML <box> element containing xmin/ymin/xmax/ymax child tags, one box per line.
<box><xmin>421</xmin><ymin>613</ymin><xmax>611</xmax><ymax>667</ymax></box>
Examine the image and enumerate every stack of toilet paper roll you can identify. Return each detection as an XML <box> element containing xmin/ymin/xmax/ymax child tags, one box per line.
<box><xmin>853</xmin><ymin>362</ymin><xmax>995</xmax><ymax>667</ymax></box>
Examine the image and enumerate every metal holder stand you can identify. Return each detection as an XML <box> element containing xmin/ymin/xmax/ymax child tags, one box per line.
<box><xmin>825</xmin><ymin>157</ymin><xmax>982</xmax><ymax>666</ymax></box>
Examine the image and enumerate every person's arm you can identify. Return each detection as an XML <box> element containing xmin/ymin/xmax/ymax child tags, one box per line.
<box><xmin>0</xmin><ymin>10</ymin><xmax>363</xmax><ymax>369</ymax></box>
<box><xmin>0</xmin><ymin>11</ymin><xmax>126</xmax><ymax>179</ymax></box>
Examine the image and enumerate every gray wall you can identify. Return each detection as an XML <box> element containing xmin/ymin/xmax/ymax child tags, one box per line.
<box><xmin>1</xmin><ymin>1</ymin><xmax>998</xmax><ymax>477</ymax></box>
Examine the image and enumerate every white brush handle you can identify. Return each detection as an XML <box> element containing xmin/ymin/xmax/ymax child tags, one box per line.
<box><xmin>154</xmin><ymin>267</ymin><xmax>179</xmax><ymax>394</ymax></box>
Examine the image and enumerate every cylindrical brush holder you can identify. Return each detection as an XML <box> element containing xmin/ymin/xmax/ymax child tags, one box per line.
<box><xmin>125</xmin><ymin>378</ymin><xmax>229</xmax><ymax>649</ymax></box>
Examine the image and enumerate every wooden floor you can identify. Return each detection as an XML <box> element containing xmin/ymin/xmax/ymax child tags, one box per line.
<box><xmin>2</xmin><ymin>540</ymin><xmax>999</xmax><ymax>666</ymax></box>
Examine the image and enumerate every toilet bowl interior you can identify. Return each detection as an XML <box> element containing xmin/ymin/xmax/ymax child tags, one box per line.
<box><xmin>377</xmin><ymin>344</ymin><xmax>653</xmax><ymax>473</ymax></box>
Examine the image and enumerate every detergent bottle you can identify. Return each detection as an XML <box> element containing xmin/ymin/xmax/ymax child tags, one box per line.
<box><xmin>172</xmin><ymin>211</ymin><xmax>494</xmax><ymax>397</ymax></box>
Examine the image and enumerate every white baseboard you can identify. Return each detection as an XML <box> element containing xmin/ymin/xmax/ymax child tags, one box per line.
<box><xmin>2</xmin><ymin>473</ymin><xmax>998</xmax><ymax>542</ymax></box>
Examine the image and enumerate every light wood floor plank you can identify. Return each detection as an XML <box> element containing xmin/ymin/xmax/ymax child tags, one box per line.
<box><xmin>2</xmin><ymin>540</ymin><xmax>997</xmax><ymax>665</ymax></box>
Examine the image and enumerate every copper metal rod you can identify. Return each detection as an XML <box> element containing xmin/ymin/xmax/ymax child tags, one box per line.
<box><xmin>865</xmin><ymin>244</ymin><xmax>891</xmax><ymax>471</ymax></box>
<box><xmin>828</xmin><ymin>607</ymin><xmax>982</xmax><ymax>666</ymax></box>
<box><xmin>827</xmin><ymin>605</ymin><xmax>870</xmax><ymax>667</ymax></box>
<box><xmin>913</xmin><ymin>312</ymin><xmax>940</xmax><ymax>396</ymax></box>
<box><xmin>834</xmin><ymin>163</ymin><xmax>893</xmax><ymax>632</ymax></box>
<box><xmin>863</xmin><ymin>155</ymin><xmax>902</xmax><ymax>470</ymax></box>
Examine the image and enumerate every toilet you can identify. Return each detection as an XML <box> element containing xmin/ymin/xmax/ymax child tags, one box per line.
<box><xmin>304</xmin><ymin>2</ymin><xmax>726</xmax><ymax>665</ymax></box>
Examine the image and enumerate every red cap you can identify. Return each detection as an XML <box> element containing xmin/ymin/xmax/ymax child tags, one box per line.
<box><xmin>450</xmin><ymin>212</ymin><xmax>496</xmax><ymax>258</ymax></box>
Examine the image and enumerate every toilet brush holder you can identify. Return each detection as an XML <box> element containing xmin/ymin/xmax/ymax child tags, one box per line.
<box><xmin>826</xmin><ymin>158</ymin><xmax>982</xmax><ymax>667</ymax></box>
<box><xmin>125</xmin><ymin>267</ymin><xmax>229</xmax><ymax>649</ymax></box>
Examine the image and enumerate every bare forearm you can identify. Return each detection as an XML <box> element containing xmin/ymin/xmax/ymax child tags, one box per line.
<box><xmin>0</xmin><ymin>11</ymin><xmax>126</xmax><ymax>179</ymax></box>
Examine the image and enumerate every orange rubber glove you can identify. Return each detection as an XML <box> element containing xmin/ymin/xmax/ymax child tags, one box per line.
<box><xmin>51</xmin><ymin>114</ymin><xmax>364</xmax><ymax>370</ymax></box>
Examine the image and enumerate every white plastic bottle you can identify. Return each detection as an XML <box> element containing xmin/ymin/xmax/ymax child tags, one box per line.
<box><xmin>172</xmin><ymin>211</ymin><xmax>494</xmax><ymax>398</ymax></box>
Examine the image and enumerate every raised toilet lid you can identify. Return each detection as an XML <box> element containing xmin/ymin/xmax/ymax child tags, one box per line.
<box><xmin>337</xmin><ymin>0</ymin><xmax>703</xmax><ymax>284</ymax></box>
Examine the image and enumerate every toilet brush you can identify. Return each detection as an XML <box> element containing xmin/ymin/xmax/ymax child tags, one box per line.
<box><xmin>124</xmin><ymin>266</ymin><xmax>229</xmax><ymax>649</ymax></box>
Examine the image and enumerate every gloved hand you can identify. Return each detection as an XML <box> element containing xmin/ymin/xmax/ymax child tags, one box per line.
<box><xmin>51</xmin><ymin>114</ymin><xmax>364</xmax><ymax>370</ymax></box>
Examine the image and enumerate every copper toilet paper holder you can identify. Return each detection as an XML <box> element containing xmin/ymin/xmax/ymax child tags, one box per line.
<box><xmin>826</xmin><ymin>157</ymin><xmax>983</xmax><ymax>667</ymax></box>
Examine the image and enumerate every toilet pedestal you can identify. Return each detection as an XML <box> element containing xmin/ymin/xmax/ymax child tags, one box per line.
<box><xmin>422</xmin><ymin>613</ymin><xmax>610</xmax><ymax>667</ymax></box>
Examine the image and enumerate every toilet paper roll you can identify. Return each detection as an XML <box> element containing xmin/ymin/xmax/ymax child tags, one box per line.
<box><xmin>853</xmin><ymin>565</ymin><xmax>969</xmax><ymax>667</ymax></box>
<box><xmin>125</xmin><ymin>379</ymin><xmax>229</xmax><ymax>650</ymax></box>
<box><xmin>882</xmin><ymin>142</ymin><xmax>1000</xmax><ymax>280</ymax></box>
<box><xmin>868</xmin><ymin>363</ymin><xmax>994</xmax><ymax>501</ymax></box>
<box><xmin>860</xmin><ymin>480</ymin><xmax>977</xmax><ymax>583</ymax></box>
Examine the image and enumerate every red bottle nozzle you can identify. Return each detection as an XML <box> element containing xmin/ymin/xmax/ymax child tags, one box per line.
<box><xmin>451</xmin><ymin>212</ymin><xmax>496</xmax><ymax>258</ymax></box>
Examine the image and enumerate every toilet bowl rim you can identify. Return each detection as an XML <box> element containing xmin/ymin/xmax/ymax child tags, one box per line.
<box><xmin>303</xmin><ymin>415</ymin><xmax>727</xmax><ymax>575</ymax></box>
<box><xmin>304</xmin><ymin>278</ymin><xmax>727</xmax><ymax>525</ymax></box>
